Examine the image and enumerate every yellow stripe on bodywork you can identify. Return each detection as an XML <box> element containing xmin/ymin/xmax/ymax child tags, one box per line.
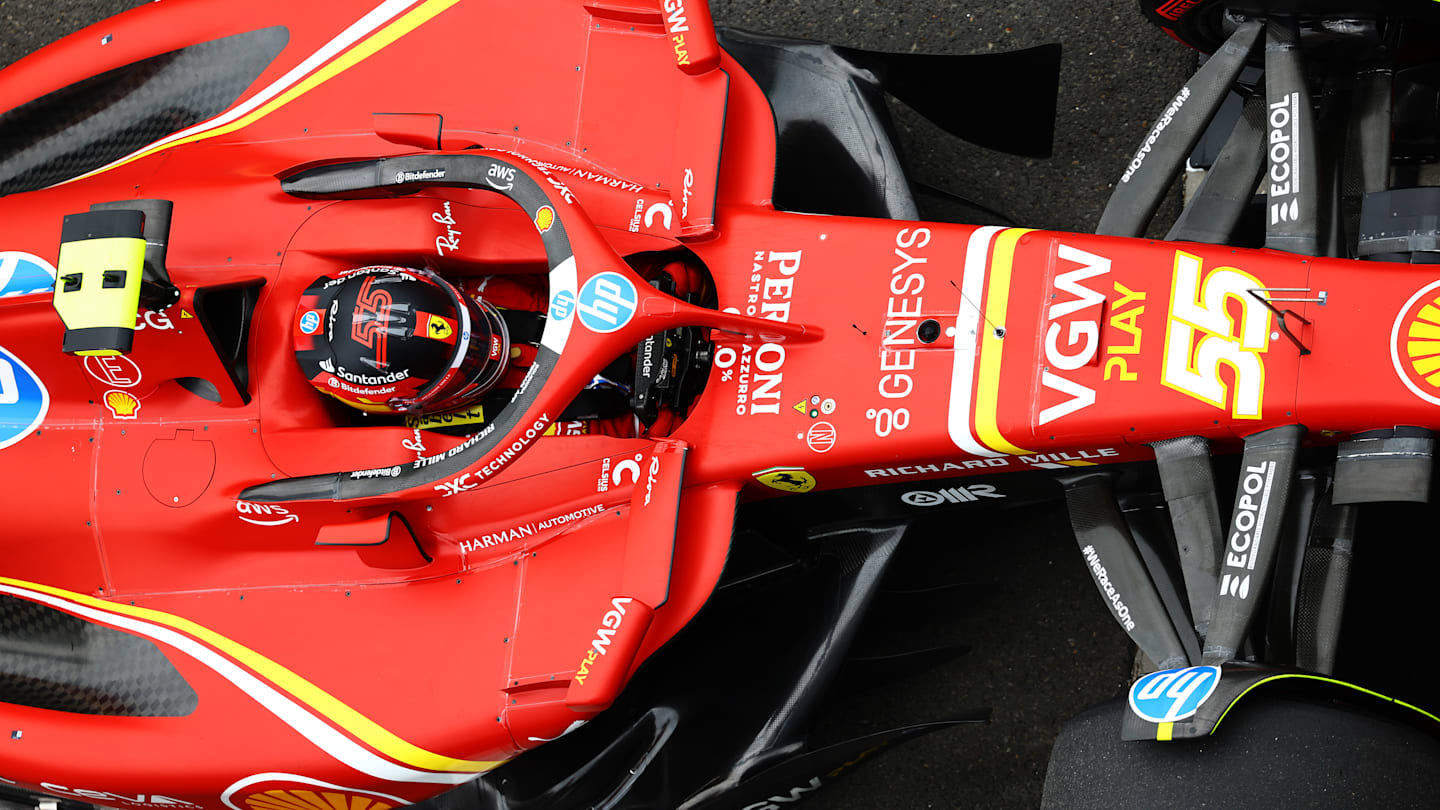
<box><xmin>69</xmin><ymin>0</ymin><xmax>462</xmax><ymax>184</ymax></box>
<box><xmin>1</xmin><ymin>575</ymin><xmax>500</xmax><ymax>774</ymax></box>
<box><xmin>1211</xmin><ymin>673</ymin><xmax>1440</xmax><ymax>734</ymax></box>
<box><xmin>1156</xmin><ymin>722</ymin><xmax>1174</xmax><ymax>741</ymax></box>
<box><xmin>974</xmin><ymin>228</ymin><xmax>1035</xmax><ymax>455</ymax></box>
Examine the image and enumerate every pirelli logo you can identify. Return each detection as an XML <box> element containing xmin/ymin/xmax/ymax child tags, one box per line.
<box><xmin>1155</xmin><ymin>0</ymin><xmax>1202</xmax><ymax>21</ymax></box>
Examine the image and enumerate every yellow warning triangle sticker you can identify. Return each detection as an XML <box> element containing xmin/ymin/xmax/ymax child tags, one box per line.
<box><xmin>792</xmin><ymin>399</ymin><xmax>808</xmax><ymax>415</ymax></box>
<box><xmin>180</xmin><ymin>310</ymin><xmax>193</xmax><ymax>319</ymax></box>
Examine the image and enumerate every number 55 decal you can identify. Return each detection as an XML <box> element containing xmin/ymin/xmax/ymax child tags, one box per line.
<box><xmin>1161</xmin><ymin>252</ymin><xmax>1271</xmax><ymax>419</ymax></box>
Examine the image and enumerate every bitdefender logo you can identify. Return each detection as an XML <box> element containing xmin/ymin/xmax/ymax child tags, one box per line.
<box><xmin>395</xmin><ymin>168</ymin><xmax>445</xmax><ymax>183</ymax></box>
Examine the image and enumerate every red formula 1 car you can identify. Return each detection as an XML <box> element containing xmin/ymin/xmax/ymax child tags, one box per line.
<box><xmin>3</xmin><ymin>1</ymin><xmax>1440</xmax><ymax>808</ymax></box>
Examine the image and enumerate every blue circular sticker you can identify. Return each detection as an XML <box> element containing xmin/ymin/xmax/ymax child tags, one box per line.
<box><xmin>549</xmin><ymin>289</ymin><xmax>575</xmax><ymax>322</ymax></box>
<box><xmin>0</xmin><ymin>346</ymin><xmax>49</xmax><ymax>451</ymax></box>
<box><xmin>299</xmin><ymin>310</ymin><xmax>321</xmax><ymax>334</ymax></box>
<box><xmin>0</xmin><ymin>251</ymin><xmax>57</xmax><ymax>298</ymax></box>
<box><xmin>576</xmin><ymin>272</ymin><xmax>637</xmax><ymax>334</ymax></box>
<box><xmin>1128</xmin><ymin>665</ymin><xmax>1221</xmax><ymax>723</ymax></box>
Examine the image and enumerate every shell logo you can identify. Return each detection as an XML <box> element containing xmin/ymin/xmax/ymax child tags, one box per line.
<box><xmin>534</xmin><ymin>205</ymin><xmax>555</xmax><ymax>234</ymax></box>
<box><xmin>1391</xmin><ymin>280</ymin><xmax>1440</xmax><ymax>406</ymax></box>
<box><xmin>242</xmin><ymin>789</ymin><xmax>393</xmax><ymax>810</ymax></box>
<box><xmin>222</xmin><ymin>775</ymin><xmax>406</xmax><ymax>810</ymax></box>
<box><xmin>104</xmin><ymin>389</ymin><xmax>141</xmax><ymax>419</ymax></box>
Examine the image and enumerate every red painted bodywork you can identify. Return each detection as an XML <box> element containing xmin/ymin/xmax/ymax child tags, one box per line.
<box><xmin>1</xmin><ymin>0</ymin><xmax>1438</xmax><ymax>807</ymax></box>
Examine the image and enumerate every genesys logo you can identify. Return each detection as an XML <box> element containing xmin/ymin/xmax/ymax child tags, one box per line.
<box><xmin>1128</xmin><ymin>665</ymin><xmax>1221</xmax><ymax>724</ymax></box>
<box><xmin>0</xmin><ymin>346</ymin><xmax>48</xmax><ymax>450</ymax></box>
<box><xmin>1391</xmin><ymin>279</ymin><xmax>1440</xmax><ymax>407</ymax></box>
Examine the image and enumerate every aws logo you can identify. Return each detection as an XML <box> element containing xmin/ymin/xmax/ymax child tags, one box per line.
<box><xmin>236</xmin><ymin>501</ymin><xmax>298</xmax><ymax>527</ymax></box>
<box><xmin>1390</xmin><ymin>280</ymin><xmax>1440</xmax><ymax>406</ymax></box>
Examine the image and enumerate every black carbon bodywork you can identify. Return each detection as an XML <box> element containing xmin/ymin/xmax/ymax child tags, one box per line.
<box><xmin>0</xmin><ymin>26</ymin><xmax>288</xmax><ymax>197</ymax></box>
<box><xmin>0</xmin><ymin>593</ymin><xmax>197</xmax><ymax>717</ymax></box>
<box><xmin>410</xmin><ymin>520</ymin><xmax>996</xmax><ymax>810</ymax></box>
<box><xmin>716</xmin><ymin>28</ymin><xmax>1061</xmax><ymax>220</ymax></box>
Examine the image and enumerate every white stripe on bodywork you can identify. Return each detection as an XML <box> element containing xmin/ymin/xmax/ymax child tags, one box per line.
<box><xmin>948</xmin><ymin>225</ymin><xmax>1005</xmax><ymax>458</ymax></box>
<box><xmin>0</xmin><ymin>584</ymin><xmax>474</xmax><ymax>785</ymax></box>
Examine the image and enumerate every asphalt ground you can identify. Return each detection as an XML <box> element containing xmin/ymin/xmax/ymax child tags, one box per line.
<box><xmin>0</xmin><ymin>2</ymin><xmax>1194</xmax><ymax>807</ymax></box>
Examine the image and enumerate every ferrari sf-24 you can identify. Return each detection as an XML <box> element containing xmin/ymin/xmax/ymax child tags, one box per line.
<box><xmin>2</xmin><ymin>0</ymin><xmax>1440</xmax><ymax>808</ymax></box>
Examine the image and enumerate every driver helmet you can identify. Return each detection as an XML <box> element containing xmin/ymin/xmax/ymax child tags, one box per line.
<box><xmin>293</xmin><ymin>265</ymin><xmax>509</xmax><ymax>414</ymax></box>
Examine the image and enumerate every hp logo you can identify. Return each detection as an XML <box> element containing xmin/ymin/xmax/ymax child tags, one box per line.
<box><xmin>549</xmin><ymin>290</ymin><xmax>576</xmax><ymax>321</ymax></box>
<box><xmin>577</xmin><ymin>272</ymin><xmax>637</xmax><ymax>333</ymax></box>
<box><xmin>1128</xmin><ymin>666</ymin><xmax>1221</xmax><ymax>724</ymax></box>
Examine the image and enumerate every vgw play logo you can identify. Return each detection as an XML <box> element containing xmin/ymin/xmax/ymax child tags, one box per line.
<box><xmin>0</xmin><ymin>345</ymin><xmax>49</xmax><ymax>450</ymax></box>
<box><xmin>1128</xmin><ymin>665</ymin><xmax>1221</xmax><ymax>723</ymax></box>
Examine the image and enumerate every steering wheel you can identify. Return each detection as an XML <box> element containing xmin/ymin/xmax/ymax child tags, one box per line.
<box><xmin>240</xmin><ymin>150</ymin><xmax>815</xmax><ymax>504</ymax></box>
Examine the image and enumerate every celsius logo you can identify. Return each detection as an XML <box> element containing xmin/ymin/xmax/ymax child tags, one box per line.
<box><xmin>236</xmin><ymin>501</ymin><xmax>299</xmax><ymax>526</ymax></box>
<box><xmin>550</xmin><ymin>289</ymin><xmax>576</xmax><ymax>321</ymax></box>
<box><xmin>1390</xmin><ymin>279</ymin><xmax>1440</xmax><ymax>406</ymax></box>
<box><xmin>1128</xmin><ymin>665</ymin><xmax>1221</xmax><ymax>724</ymax></box>
<box><xmin>0</xmin><ymin>251</ymin><xmax>57</xmax><ymax>297</ymax></box>
<box><xmin>0</xmin><ymin>346</ymin><xmax>49</xmax><ymax>450</ymax></box>
<box><xmin>577</xmin><ymin>272</ymin><xmax>637</xmax><ymax>333</ymax></box>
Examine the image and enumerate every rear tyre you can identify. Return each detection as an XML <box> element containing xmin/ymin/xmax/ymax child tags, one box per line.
<box><xmin>1137</xmin><ymin>0</ymin><xmax>1440</xmax><ymax>54</ymax></box>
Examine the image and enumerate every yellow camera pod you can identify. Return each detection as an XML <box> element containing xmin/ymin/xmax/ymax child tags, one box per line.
<box><xmin>53</xmin><ymin>210</ymin><xmax>147</xmax><ymax>356</ymax></box>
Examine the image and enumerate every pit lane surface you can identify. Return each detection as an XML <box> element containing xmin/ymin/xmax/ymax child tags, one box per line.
<box><xmin>1</xmin><ymin>2</ymin><xmax>1191</xmax><ymax>807</ymax></box>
